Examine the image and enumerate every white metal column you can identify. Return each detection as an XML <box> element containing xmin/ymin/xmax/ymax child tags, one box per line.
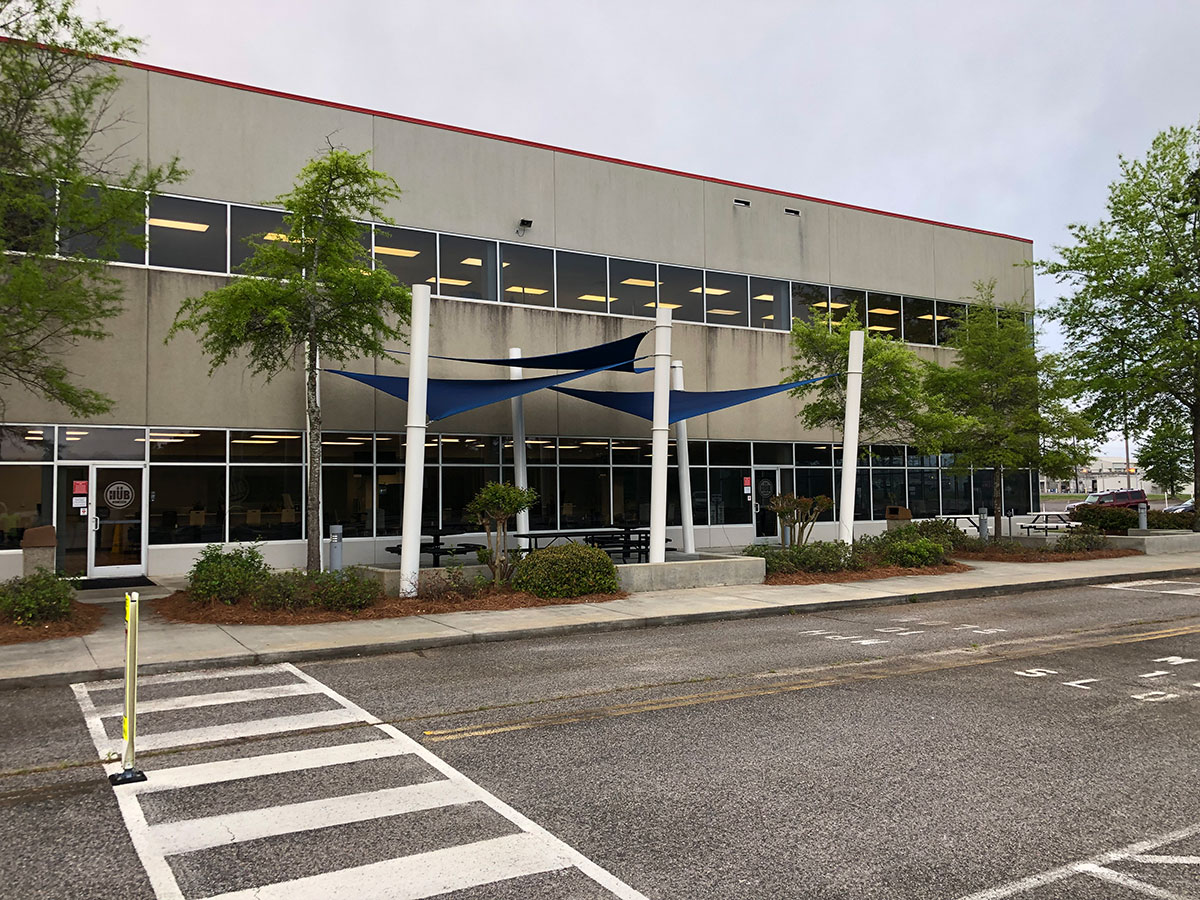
<box><xmin>399</xmin><ymin>284</ymin><xmax>431</xmax><ymax>597</ymax></box>
<box><xmin>671</xmin><ymin>360</ymin><xmax>695</xmax><ymax>555</ymax></box>
<box><xmin>509</xmin><ymin>346</ymin><xmax>529</xmax><ymax>548</ymax></box>
<box><xmin>649</xmin><ymin>307</ymin><xmax>673</xmax><ymax>563</ymax></box>
<box><xmin>837</xmin><ymin>330</ymin><xmax>865</xmax><ymax>545</ymax></box>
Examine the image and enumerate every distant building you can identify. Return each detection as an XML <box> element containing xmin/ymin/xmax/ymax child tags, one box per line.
<box><xmin>1042</xmin><ymin>456</ymin><xmax>1152</xmax><ymax>495</ymax></box>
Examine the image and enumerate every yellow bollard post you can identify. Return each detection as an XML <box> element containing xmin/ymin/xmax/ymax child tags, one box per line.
<box><xmin>109</xmin><ymin>591</ymin><xmax>147</xmax><ymax>786</ymax></box>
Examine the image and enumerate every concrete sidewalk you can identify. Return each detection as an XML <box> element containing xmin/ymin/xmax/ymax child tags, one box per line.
<box><xmin>5</xmin><ymin>552</ymin><xmax>1200</xmax><ymax>688</ymax></box>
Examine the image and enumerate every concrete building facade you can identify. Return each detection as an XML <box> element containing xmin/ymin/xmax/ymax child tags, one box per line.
<box><xmin>0</xmin><ymin>57</ymin><xmax>1036</xmax><ymax>579</ymax></box>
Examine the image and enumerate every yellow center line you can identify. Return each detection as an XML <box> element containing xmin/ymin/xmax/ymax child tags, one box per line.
<box><xmin>423</xmin><ymin>622</ymin><xmax>1200</xmax><ymax>743</ymax></box>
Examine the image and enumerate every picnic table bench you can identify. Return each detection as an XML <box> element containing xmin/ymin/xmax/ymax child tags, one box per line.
<box><xmin>384</xmin><ymin>528</ymin><xmax>486</xmax><ymax>567</ymax></box>
<box><xmin>1020</xmin><ymin>512</ymin><xmax>1080</xmax><ymax>535</ymax></box>
<box><xmin>513</xmin><ymin>526</ymin><xmax>670</xmax><ymax>563</ymax></box>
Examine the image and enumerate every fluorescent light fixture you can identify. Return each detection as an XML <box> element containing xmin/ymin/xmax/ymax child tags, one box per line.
<box><xmin>66</xmin><ymin>430</ymin><xmax>88</xmax><ymax>435</ymax></box>
<box><xmin>65</xmin><ymin>437</ymin><xmax>81</xmax><ymax>441</ymax></box>
<box><xmin>690</xmin><ymin>287</ymin><xmax>730</xmax><ymax>295</ymax></box>
<box><xmin>263</xmin><ymin>232</ymin><xmax>294</xmax><ymax>242</ymax></box>
<box><xmin>460</xmin><ymin>257</ymin><xmax>482</xmax><ymax>266</ymax></box>
<box><xmin>526</xmin><ymin>439</ymin><xmax>551</xmax><ymax>445</ymax></box>
<box><xmin>24</xmin><ymin>436</ymin><xmax>43</xmax><ymax>441</ymax></box>
<box><xmin>707</xmin><ymin>308</ymin><xmax>740</xmax><ymax>316</ymax></box>
<box><xmin>251</xmin><ymin>434</ymin><xmax>301</xmax><ymax>439</ymax></box>
<box><xmin>425</xmin><ymin>442</ymin><xmax>436</xmax><ymax>447</ymax></box>
<box><xmin>645</xmin><ymin>302</ymin><xmax>682</xmax><ymax>309</ymax></box>
<box><xmin>752</xmin><ymin>294</ymin><xmax>776</xmax><ymax>301</ymax></box>
<box><xmin>322</xmin><ymin>441</ymin><xmax>365</xmax><ymax>445</ymax></box>
<box><xmin>505</xmin><ymin>286</ymin><xmax>549</xmax><ymax>295</ymax></box>
<box><xmin>761</xmin><ymin>314</ymin><xmax>775</xmax><ymax>321</ymax></box>
<box><xmin>150</xmin><ymin>432</ymin><xmax>201</xmax><ymax>438</ymax></box>
<box><xmin>811</xmin><ymin>301</ymin><xmax>849</xmax><ymax>310</ymax></box>
<box><xmin>558</xmin><ymin>444</ymin><xmax>579</xmax><ymax>450</ymax></box>
<box><xmin>581</xmin><ymin>441</ymin><xmax>608</xmax><ymax>446</ymax></box>
<box><xmin>374</xmin><ymin>245</ymin><xmax>419</xmax><ymax>257</ymax></box>
<box><xmin>149</xmin><ymin>217</ymin><xmax>210</xmax><ymax>232</ymax></box>
<box><xmin>25</xmin><ymin>429</ymin><xmax>43</xmax><ymax>435</ymax></box>
<box><xmin>918</xmin><ymin>314</ymin><xmax>950</xmax><ymax>321</ymax></box>
<box><xmin>867</xmin><ymin>325</ymin><xmax>897</xmax><ymax>331</ymax></box>
<box><xmin>232</xmin><ymin>439</ymin><xmax>278</xmax><ymax>444</ymax></box>
<box><xmin>136</xmin><ymin>437</ymin><xmax>183</xmax><ymax>443</ymax></box>
<box><xmin>429</xmin><ymin>276</ymin><xmax>473</xmax><ymax>286</ymax></box>
<box><xmin>868</xmin><ymin>307</ymin><xmax>899</xmax><ymax>315</ymax></box>
<box><xmin>612</xmin><ymin>445</ymin><xmax>642</xmax><ymax>450</ymax></box>
<box><xmin>621</xmin><ymin>277</ymin><xmax>657</xmax><ymax>287</ymax></box>
<box><xmin>440</xmin><ymin>437</ymin><xmax>460</xmax><ymax>443</ymax></box>
<box><xmin>576</xmin><ymin>294</ymin><xmax>610</xmax><ymax>302</ymax></box>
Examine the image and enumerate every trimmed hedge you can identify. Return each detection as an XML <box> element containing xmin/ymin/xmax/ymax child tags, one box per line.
<box><xmin>746</xmin><ymin>525</ymin><xmax>950</xmax><ymax>575</ymax></box>
<box><xmin>187</xmin><ymin>543</ymin><xmax>382</xmax><ymax>611</ymax></box>
<box><xmin>188</xmin><ymin>543</ymin><xmax>271</xmax><ymax>604</ymax></box>
<box><xmin>1068</xmin><ymin>505</ymin><xmax>1196</xmax><ymax>533</ymax></box>
<box><xmin>1053</xmin><ymin>525</ymin><xmax>1108</xmax><ymax>552</ymax></box>
<box><xmin>0</xmin><ymin>569</ymin><xmax>74</xmax><ymax>625</ymax></box>
<box><xmin>511</xmin><ymin>543</ymin><xmax>620</xmax><ymax>598</ymax></box>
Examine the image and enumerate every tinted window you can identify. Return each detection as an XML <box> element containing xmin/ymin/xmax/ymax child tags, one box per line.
<box><xmin>867</xmin><ymin>293</ymin><xmax>902</xmax><ymax>338</ymax></box>
<box><xmin>148</xmin><ymin>429</ymin><xmax>226</xmax><ymax>462</ymax></box>
<box><xmin>936</xmin><ymin>300</ymin><xmax>967</xmax><ymax>345</ymax></box>
<box><xmin>229</xmin><ymin>430</ymin><xmax>303</xmax><ymax>463</ymax></box>
<box><xmin>792</xmin><ymin>282</ymin><xmax>828</xmax><ymax>327</ymax></box>
<box><xmin>0</xmin><ymin>425</ymin><xmax>54</xmax><ymax>461</ymax></box>
<box><xmin>658</xmin><ymin>264</ymin><xmax>704</xmax><ymax>323</ymax></box>
<box><xmin>830</xmin><ymin>287</ymin><xmax>866</xmax><ymax>328</ymax></box>
<box><xmin>229</xmin><ymin>205</ymin><xmax>286</xmax><ymax>271</ymax></box>
<box><xmin>438</xmin><ymin>235</ymin><xmax>497</xmax><ymax>300</ymax></box>
<box><xmin>556</xmin><ymin>251</ymin><xmax>609</xmax><ymax>313</ymax></box>
<box><xmin>750</xmin><ymin>277</ymin><xmax>789</xmax><ymax>330</ymax></box>
<box><xmin>58</xmin><ymin>184</ymin><xmax>145</xmax><ymax>263</ymax></box>
<box><xmin>608</xmin><ymin>258</ymin><xmax>658</xmax><ymax>318</ymax></box>
<box><xmin>903</xmin><ymin>297</ymin><xmax>936</xmax><ymax>345</ymax></box>
<box><xmin>704</xmin><ymin>271</ymin><xmax>748</xmax><ymax>326</ymax></box>
<box><xmin>148</xmin><ymin>195</ymin><xmax>227</xmax><ymax>272</ymax></box>
<box><xmin>500</xmin><ymin>243</ymin><xmax>553</xmax><ymax>308</ymax></box>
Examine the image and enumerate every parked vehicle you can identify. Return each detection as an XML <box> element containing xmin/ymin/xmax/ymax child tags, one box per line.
<box><xmin>1065</xmin><ymin>489</ymin><xmax>1148</xmax><ymax>513</ymax></box>
<box><xmin>1163</xmin><ymin>497</ymin><xmax>1194</xmax><ymax>514</ymax></box>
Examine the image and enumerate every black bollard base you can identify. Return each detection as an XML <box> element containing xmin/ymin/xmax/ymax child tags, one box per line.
<box><xmin>109</xmin><ymin>767</ymin><xmax>147</xmax><ymax>786</ymax></box>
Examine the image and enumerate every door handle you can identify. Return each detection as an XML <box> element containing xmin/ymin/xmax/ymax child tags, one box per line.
<box><xmin>92</xmin><ymin>515</ymin><xmax>100</xmax><ymax>532</ymax></box>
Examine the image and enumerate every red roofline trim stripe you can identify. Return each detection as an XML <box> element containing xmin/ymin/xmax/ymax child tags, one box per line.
<box><xmin>16</xmin><ymin>41</ymin><xmax>1032</xmax><ymax>244</ymax></box>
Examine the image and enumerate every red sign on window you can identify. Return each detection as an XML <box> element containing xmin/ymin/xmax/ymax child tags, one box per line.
<box><xmin>743</xmin><ymin>477</ymin><xmax>752</xmax><ymax>487</ymax></box>
<box><xmin>72</xmin><ymin>480</ymin><xmax>88</xmax><ymax>494</ymax></box>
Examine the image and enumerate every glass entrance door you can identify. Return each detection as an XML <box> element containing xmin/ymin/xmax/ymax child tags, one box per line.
<box><xmin>753</xmin><ymin>468</ymin><xmax>780</xmax><ymax>539</ymax></box>
<box><xmin>89</xmin><ymin>466</ymin><xmax>146</xmax><ymax>577</ymax></box>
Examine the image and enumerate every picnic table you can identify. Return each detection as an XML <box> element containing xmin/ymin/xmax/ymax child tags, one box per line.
<box><xmin>384</xmin><ymin>527</ymin><xmax>486</xmax><ymax>567</ymax></box>
<box><xmin>1020</xmin><ymin>512</ymin><xmax>1080</xmax><ymax>535</ymax></box>
<box><xmin>512</xmin><ymin>526</ymin><xmax>666</xmax><ymax>563</ymax></box>
<box><xmin>938</xmin><ymin>514</ymin><xmax>984</xmax><ymax>536</ymax></box>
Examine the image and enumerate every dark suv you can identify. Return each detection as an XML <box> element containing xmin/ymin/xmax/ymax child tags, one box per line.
<box><xmin>1065</xmin><ymin>489</ymin><xmax>1148</xmax><ymax>512</ymax></box>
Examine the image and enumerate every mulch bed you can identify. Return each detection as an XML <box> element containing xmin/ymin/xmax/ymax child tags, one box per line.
<box><xmin>0</xmin><ymin>600</ymin><xmax>108</xmax><ymax>646</ymax></box>
<box><xmin>952</xmin><ymin>548</ymin><xmax>1142</xmax><ymax>563</ymax></box>
<box><xmin>765</xmin><ymin>562</ymin><xmax>974</xmax><ymax>586</ymax></box>
<box><xmin>150</xmin><ymin>587</ymin><xmax>630</xmax><ymax>626</ymax></box>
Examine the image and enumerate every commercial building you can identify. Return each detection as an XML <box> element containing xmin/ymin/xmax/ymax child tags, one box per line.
<box><xmin>0</xmin><ymin>56</ymin><xmax>1036</xmax><ymax>580</ymax></box>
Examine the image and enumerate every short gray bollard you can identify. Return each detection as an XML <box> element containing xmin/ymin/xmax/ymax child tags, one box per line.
<box><xmin>1138</xmin><ymin>503</ymin><xmax>1148</xmax><ymax>530</ymax></box>
<box><xmin>329</xmin><ymin>524</ymin><xmax>344</xmax><ymax>571</ymax></box>
<box><xmin>978</xmin><ymin>507</ymin><xmax>989</xmax><ymax>542</ymax></box>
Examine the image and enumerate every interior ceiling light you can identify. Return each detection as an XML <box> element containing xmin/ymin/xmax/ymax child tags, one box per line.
<box><xmin>918</xmin><ymin>314</ymin><xmax>950</xmax><ymax>321</ymax></box>
<box><xmin>752</xmin><ymin>294</ymin><xmax>776</xmax><ymax>301</ymax></box>
<box><xmin>558</xmin><ymin>444</ymin><xmax>579</xmax><ymax>450</ymax></box>
<box><xmin>263</xmin><ymin>232</ymin><xmax>294</xmax><ymax>242</ymax></box>
<box><xmin>526</xmin><ymin>439</ymin><xmax>551</xmax><ymax>445</ymax></box>
<box><xmin>581</xmin><ymin>441</ymin><xmax>608</xmax><ymax>446</ymax></box>
<box><xmin>645</xmin><ymin>302</ymin><xmax>681</xmax><ymax>309</ymax></box>
<box><xmin>867</xmin><ymin>325</ymin><xmax>897</xmax><ymax>331</ymax></box>
<box><xmin>612</xmin><ymin>445</ymin><xmax>641</xmax><ymax>450</ymax></box>
<box><xmin>429</xmin><ymin>276</ymin><xmax>472</xmax><ymax>286</ymax></box>
<box><xmin>689</xmin><ymin>287</ymin><xmax>730</xmax><ymax>295</ymax></box>
<box><xmin>761</xmin><ymin>314</ymin><xmax>775</xmax><ymax>321</ymax></box>
<box><xmin>251</xmin><ymin>434</ymin><xmax>301</xmax><ymax>439</ymax></box>
<box><xmin>232</xmin><ymin>439</ymin><xmax>278</xmax><ymax>444</ymax></box>
<box><xmin>150</xmin><ymin>432</ymin><xmax>201</xmax><ymax>438</ymax></box>
<box><xmin>621</xmin><ymin>277</ymin><xmax>657</xmax><ymax>287</ymax></box>
<box><xmin>576</xmin><ymin>294</ymin><xmax>610</xmax><ymax>302</ymax></box>
<box><xmin>505</xmin><ymin>286</ymin><xmax>549</xmax><ymax>295</ymax></box>
<box><xmin>26</xmin><ymin>429</ymin><xmax>43</xmax><ymax>434</ymax></box>
<box><xmin>440</xmin><ymin>437</ymin><xmax>460</xmax><ymax>442</ymax></box>
<box><xmin>149</xmin><ymin>218</ymin><xmax>210</xmax><ymax>232</ymax></box>
<box><xmin>707</xmin><ymin>308</ymin><xmax>739</xmax><ymax>316</ymax></box>
<box><xmin>66</xmin><ymin>430</ymin><xmax>88</xmax><ymax>435</ymax></box>
<box><xmin>24</xmin><ymin>435</ymin><xmax>43</xmax><ymax>440</ymax></box>
<box><xmin>322</xmin><ymin>440</ymin><xmax>365</xmax><ymax>445</ymax></box>
<box><xmin>869</xmin><ymin>307</ymin><xmax>899</xmax><ymax>315</ymax></box>
<box><xmin>375</xmin><ymin>245</ymin><xmax>419</xmax><ymax>257</ymax></box>
<box><xmin>136</xmin><ymin>437</ymin><xmax>183</xmax><ymax>443</ymax></box>
<box><xmin>460</xmin><ymin>257</ymin><xmax>482</xmax><ymax>266</ymax></box>
<box><xmin>65</xmin><ymin>437</ymin><xmax>81</xmax><ymax>441</ymax></box>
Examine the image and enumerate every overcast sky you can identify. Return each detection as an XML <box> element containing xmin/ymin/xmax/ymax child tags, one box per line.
<box><xmin>85</xmin><ymin>0</ymin><xmax>1200</xmax><ymax>456</ymax></box>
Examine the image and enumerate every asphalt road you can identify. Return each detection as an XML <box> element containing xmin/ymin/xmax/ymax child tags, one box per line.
<box><xmin>3</xmin><ymin>579</ymin><xmax>1199</xmax><ymax>899</ymax></box>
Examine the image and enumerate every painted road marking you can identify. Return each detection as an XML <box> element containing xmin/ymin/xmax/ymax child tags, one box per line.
<box><xmin>1014</xmin><ymin>668</ymin><xmax>1058</xmax><ymax>677</ymax></box>
<box><xmin>73</xmin><ymin>663</ymin><xmax>648</xmax><ymax>900</ymax></box>
<box><xmin>1063</xmin><ymin>679</ymin><xmax>1098</xmax><ymax>689</ymax></box>
<box><xmin>1130</xmin><ymin>854</ymin><xmax>1200</xmax><ymax>864</ymax></box>
<box><xmin>1154</xmin><ymin>656</ymin><xmax>1197</xmax><ymax>665</ymax></box>
<box><xmin>1072</xmin><ymin>863</ymin><xmax>1193</xmax><ymax>898</ymax></box>
<box><xmin>1105</xmin><ymin>580</ymin><xmax>1200</xmax><ymax>596</ymax></box>
<box><xmin>953</xmin><ymin>821</ymin><xmax>1200</xmax><ymax>899</ymax></box>
<box><xmin>92</xmin><ymin>681</ymin><xmax>324</xmax><ymax>718</ymax></box>
<box><xmin>1140</xmin><ymin>671</ymin><xmax>1171</xmax><ymax>679</ymax></box>
<box><xmin>1132</xmin><ymin>691</ymin><xmax>1179</xmax><ymax>702</ymax></box>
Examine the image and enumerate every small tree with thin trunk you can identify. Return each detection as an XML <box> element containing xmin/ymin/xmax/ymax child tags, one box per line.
<box><xmin>767</xmin><ymin>493</ymin><xmax>832</xmax><ymax>546</ymax></box>
<box><xmin>466</xmin><ymin>481</ymin><xmax>538</xmax><ymax>585</ymax></box>
<box><xmin>169</xmin><ymin>146</ymin><xmax>411</xmax><ymax>572</ymax></box>
<box><xmin>1137</xmin><ymin>421</ymin><xmax>1194</xmax><ymax>500</ymax></box>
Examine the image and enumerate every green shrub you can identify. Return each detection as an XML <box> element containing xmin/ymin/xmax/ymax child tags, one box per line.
<box><xmin>881</xmin><ymin>536</ymin><xmax>947</xmax><ymax>568</ymax></box>
<box><xmin>1053</xmin><ymin>526</ymin><xmax>1108</xmax><ymax>552</ymax></box>
<box><xmin>745</xmin><ymin>541</ymin><xmax>854</xmax><ymax>574</ymax></box>
<box><xmin>188</xmin><ymin>543</ymin><xmax>271</xmax><ymax>604</ymax></box>
<box><xmin>0</xmin><ymin>569</ymin><xmax>74</xmax><ymax>625</ymax></box>
<box><xmin>1068</xmin><ymin>506</ymin><xmax>1136</xmax><ymax>533</ymax></box>
<box><xmin>907</xmin><ymin>518</ymin><xmax>973</xmax><ymax>550</ymax></box>
<box><xmin>249</xmin><ymin>568</ymin><xmax>383</xmax><ymax>612</ymax></box>
<box><xmin>512</xmin><ymin>543</ymin><xmax>620</xmax><ymax>598</ymax></box>
<box><xmin>1147</xmin><ymin>509</ymin><xmax>1196</xmax><ymax>530</ymax></box>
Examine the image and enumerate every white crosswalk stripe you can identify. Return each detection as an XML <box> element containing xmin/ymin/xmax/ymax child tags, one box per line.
<box><xmin>73</xmin><ymin>662</ymin><xmax>648</xmax><ymax>900</ymax></box>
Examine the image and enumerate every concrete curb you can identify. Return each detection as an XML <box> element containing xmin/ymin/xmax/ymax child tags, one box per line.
<box><xmin>6</xmin><ymin>564</ymin><xmax>1200</xmax><ymax>691</ymax></box>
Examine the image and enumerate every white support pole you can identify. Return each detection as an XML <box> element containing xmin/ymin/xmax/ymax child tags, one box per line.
<box><xmin>399</xmin><ymin>284</ymin><xmax>431</xmax><ymax>597</ymax></box>
<box><xmin>672</xmin><ymin>360</ymin><xmax>695</xmax><ymax>555</ymax></box>
<box><xmin>837</xmin><ymin>330</ymin><xmax>865</xmax><ymax>545</ymax></box>
<box><xmin>110</xmin><ymin>591</ymin><xmax>146</xmax><ymax>785</ymax></box>
<box><xmin>649</xmin><ymin>306</ymin><xmax>673</xmax><ymax>563</ymax></box>
<box><xmin>509</xmin><ymin>347</ymin><xmax>529</xmax><ymax>549</ymax></box>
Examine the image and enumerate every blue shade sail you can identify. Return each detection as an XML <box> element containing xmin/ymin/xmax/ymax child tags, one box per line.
<box><xmin>326</xmin><ymin>363</ymin><xmax>626</xmax><ymax>422</ymax></box>
<box><xmin>551</xmin><ymin>374</ymin><xmax>840</xmax><ymax>424</ymax></box>
<box><xmin>386</xmin><ymin>331</ymin><xmax>650</xmax><ymax>373</ymax></box>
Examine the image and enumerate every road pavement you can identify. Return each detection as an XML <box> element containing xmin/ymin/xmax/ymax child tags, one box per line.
<box><xmin>2</xmin><ymin>579</ymin><xmax>1199</xmax><ymax>898</ymax></box>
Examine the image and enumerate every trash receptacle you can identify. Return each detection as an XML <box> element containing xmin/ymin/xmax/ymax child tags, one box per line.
<box><xmin>884</xmin><ymin>506</ymin><xmax>912</xmax><ymax>531</ymax></box>
<box><xmin>20</xmin><ymin>525</ymin><xmax>56</xmax><ymax>575</ymax></box>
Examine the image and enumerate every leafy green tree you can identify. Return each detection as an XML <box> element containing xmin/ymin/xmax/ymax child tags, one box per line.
<box><xmin>1040</xmin><ymin>121</ymin><xmax>1200</xmax><ymax>529</ymax></box>
<box><xmin>169</xmin><ymin>147</ymin><xmax>411</xmax><ymax>572</ymax></box>
<box><xmin>924</xmin><ymin>280</ymin><xmax>1095</xmax><ymax>539</ymax></box>
<box><xmin>1137</xmin><ymin>421</ymin><xmax>1193</xmax><ymax>500</ymax></box>
<box><xmin>466</xmin><ymin>481</ymin><xmax>539</xmax><ymax>585</ymax></box>
<box><xmin>786</xmin><ymin>307</ymin><xmax>950</xmax><ymax>451</ymax></box>
<box><xmin>0</xmin><ymin>0</ymin><xmax>183</xmax><ymax>416</ymax></box>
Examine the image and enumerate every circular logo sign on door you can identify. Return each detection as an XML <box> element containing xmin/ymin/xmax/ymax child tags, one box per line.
<box><xmin>758</xmin><ymin>479</ymin><xmax>774</xmax><ymax>500</ymax></box>
<box><xmin>104</xmin><ymin>481</ymin><xmax>135</xmax><ymax>509</ymax></box>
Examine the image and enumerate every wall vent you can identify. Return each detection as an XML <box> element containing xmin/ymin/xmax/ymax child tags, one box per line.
<box><xmin>784</xmin><ymin>207</ymin><xmax>801</xmax><ymax>217</ymax></box>
<box><xmin>732</xmin><ymin>198</ymin><xmax>751</xmax><ymax>208</ymax></box>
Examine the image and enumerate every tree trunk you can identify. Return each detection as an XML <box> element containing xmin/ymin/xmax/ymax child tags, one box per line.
<box><xmin>1193</xmin><ymin>413</ymin><xmax>1200</xmax><ymax>532</ymax></box>
<box><xmin>992</xmin><ymin>468</ymin><xmax>1004</xmax><ymax>543</ymax></box>
<box><xmin>305</xmin><ymin>338</ymin><xmax>323</xmax><ymax>572</ymax></box>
